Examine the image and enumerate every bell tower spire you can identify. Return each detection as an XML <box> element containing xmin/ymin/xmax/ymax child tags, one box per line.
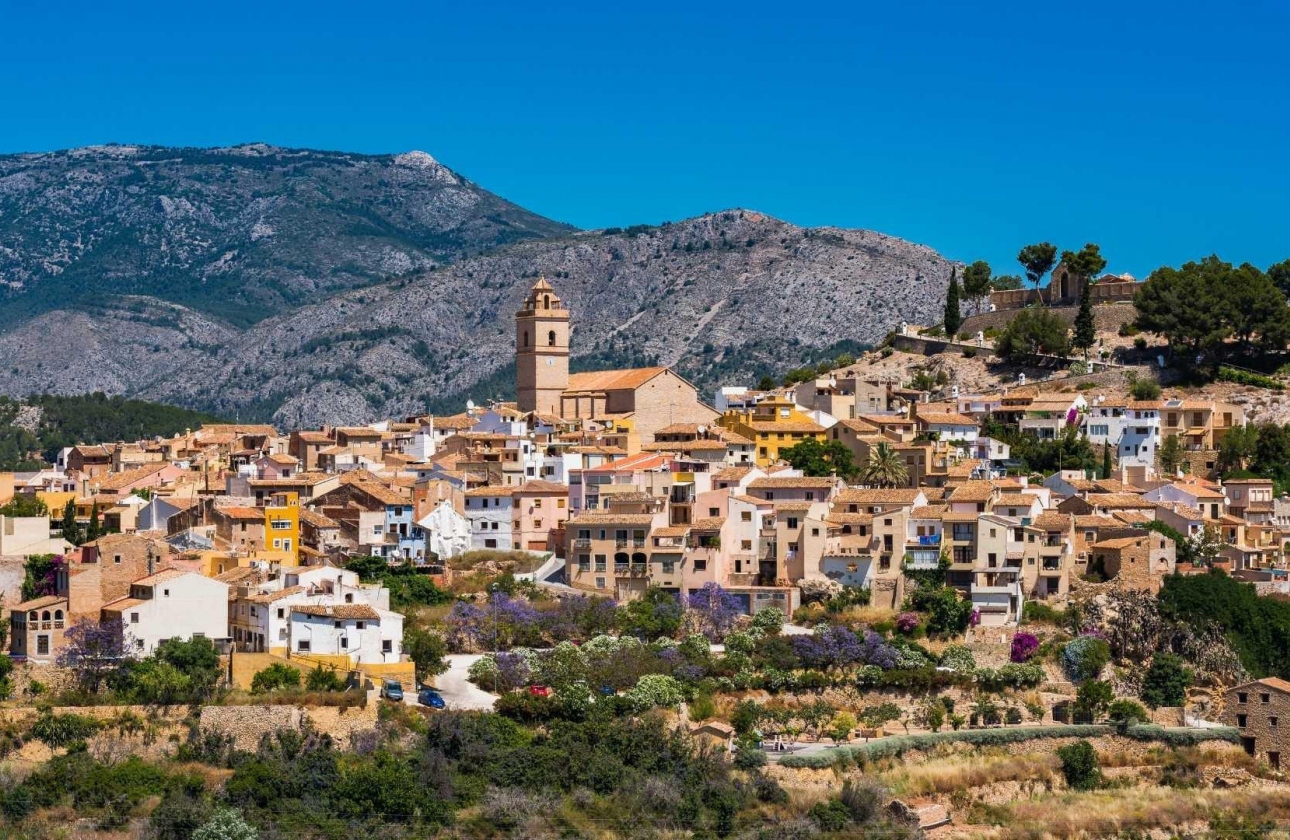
<box><xmin>515</xmin><ymin>277</ymin><xmax>570</xmax><ymax>415</ymax></box>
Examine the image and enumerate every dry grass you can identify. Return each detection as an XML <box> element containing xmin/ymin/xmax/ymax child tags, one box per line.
<box><xmin>879</xmin><ymin>752</ymin><xmax>1059</xmax><ymax>796</ymax></box>
<box><xmin>1097</xmin><ymin>743</ymin><xmax>1254</xmax><ymax>770</ymax></box>
<box><xmin>450</xmin><ymin>549</ymin><xmax>546</xmax><ymax>572</ymax></box>
<box><xmin>989</xmin><ymin>787</ymin><xmax>1290</xmax><ymax>839</ymax></box>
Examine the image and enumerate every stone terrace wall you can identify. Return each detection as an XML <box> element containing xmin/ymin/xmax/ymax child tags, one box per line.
<box><xmin>200</xmin><ymin>704</ymin><xmax>303</xmax><ymax>751</ymax></box>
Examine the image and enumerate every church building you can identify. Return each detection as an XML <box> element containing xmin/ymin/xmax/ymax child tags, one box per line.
<box><xmin>515</xmin><ymin>279</ymin><xmax>718</xmax><ymax>440</ymax></box>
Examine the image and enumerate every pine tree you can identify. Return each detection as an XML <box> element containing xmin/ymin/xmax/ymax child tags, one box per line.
<box><xmin>1073</xmin><ymin>278</ymin><xmax>1096</xmax><ymax>360</ymax></box>
<box><xmin>944</xmin><ymin>268</ymin><xmax>962</xmax><ymax>338</ymax></box>
<box><xmin>61</xmin><ymin>499</ymin><xmax>81</xmax><ymax>546</ymax></box>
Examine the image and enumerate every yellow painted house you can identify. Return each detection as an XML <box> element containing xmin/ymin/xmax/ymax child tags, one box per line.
<box><xmin>262</xmin><ymin>492</ymin><xmax>301</xmax><ymax>566</ymax></box>
<box><xmin>719</xmin><ymin>395</ymin><xmax>826</xmax><ymax>467</ymax></box>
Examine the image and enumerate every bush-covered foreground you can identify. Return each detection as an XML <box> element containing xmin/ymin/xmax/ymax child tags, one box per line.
<box><xmin>779</xmin><ymin>724</ymin><xmax>1239</xmax><ymax>768</ymax></box>
<box><xmin>0</xmin><ymin>705</ymin><xmax>924</xmax><ymax>838</ymax></box>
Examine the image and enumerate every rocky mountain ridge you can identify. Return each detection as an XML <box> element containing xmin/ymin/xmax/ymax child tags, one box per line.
<box><xmin>0</xmin><ymin>145</ymin><xmax>958</xmax><ymax>427</ymax></box>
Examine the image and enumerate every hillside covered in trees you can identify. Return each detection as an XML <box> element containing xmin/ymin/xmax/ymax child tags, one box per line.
<box><xmin>0</xmin><ymin>394</ymin><xmax>222</xmax><ymax>470</ymax></box>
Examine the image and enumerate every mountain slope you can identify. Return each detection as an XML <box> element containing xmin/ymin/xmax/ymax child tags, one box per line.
<box><xmin>0</xmin><ymin>144</ymin><xmax>573</xmax><ymax>327</ymax></box>
<box><xmin>0</xmin><ymin>209</ymin><xmax>956</xmax><ymax>427</ymax></box>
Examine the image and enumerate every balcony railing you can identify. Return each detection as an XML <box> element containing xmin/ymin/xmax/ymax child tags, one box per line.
<box><xmin>573</xmin><ymin>538</ymin><xmax>591</xmax><ymax>549</ymax></box>
<box><xmin>633</xmin><ymin>538</ymin><xmax>646</xmax><ymax>548</ymax></box>
<box><xmin>615</xmin><ymin>563</ymin><xmax>649</xmax><ymax>576</ymax></box>
<box><xmin>910</xmin><ymin>534</ymin><xmax>941</xmax><ymax>546</ymax></box>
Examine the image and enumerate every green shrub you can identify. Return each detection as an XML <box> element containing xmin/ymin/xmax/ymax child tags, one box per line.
<box><xmin>1057</xmin><ymin>740</ymin><xmax>1101</xmax><ymax>790</ymax></box>
<box><xmin>1133</xmin><ymin>336</ymin><xmax>1148</xmax><ymax>350</ymax></box>
<box><xmin>250</xmin><ymin>663</ymin><xmax>301</xmax><ymax>694</ymax></box>
<box><xmin>30</xmin><ymin>712</ymin><xmax>100</xmax><ymax>748</ymax></box>
<box><xmin>778</xmin><ymin>725</ymin><xmax>1236</xmax><ymax>769</ymax></box>
<box><xmin>1217</xmin><ymin>367</ymin><xmax>1284</xmax><ymax>391</ymax></box>
<box><xmin>1062</xmin><ymin>636</ymin><xmax>1111</xmax><ymax>681</ymax></box>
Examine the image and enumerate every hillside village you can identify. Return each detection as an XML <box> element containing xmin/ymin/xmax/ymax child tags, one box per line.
<box><xmin>4</xmin><ymin>265</ymin><xmax>1290</xmax><ymax>836</ymax></box>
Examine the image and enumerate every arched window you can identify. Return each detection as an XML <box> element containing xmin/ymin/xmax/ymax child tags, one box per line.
<box><xmin>548</xmin><ymin>330</ymin><xmax>557</xmax><ymax>346</ymax></box>
<box><xmin>631</xmin><ymin>552</ymin><xmax>647</xmax><ymax>564</ymax></box>
<box><xmin>27</xmin><ymin>611</ymin><xmax>36</xmax><ymax>621</ymax></box>
<box><xmin>522</xmin><ymin>331</ymin><xmax>528</xmax><ymax>347</ymax></box>
<box><xmin>614</xmin><ymin>552</ymin><xmax>629</xmax><ymax>565</ymax></box>
<box><xmin>54</xmin><ymin>610</ymin><xmax>63</xmax><ymax>621</ymax></box>
<box><xmin>41</xmin><ymin>611</ymin><xmax>50</xmax><ymax>621</ymax></box>
<box><xmin>543</xmin><ymin>294</ymin><xmax>550</xmax><ymax>309</ymax></box>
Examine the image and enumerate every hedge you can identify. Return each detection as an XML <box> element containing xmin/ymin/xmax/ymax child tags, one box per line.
<box><xmin>778</xmin><ymin>724</ymin><xmax>1238</xmax><ymax>768</ymax></box>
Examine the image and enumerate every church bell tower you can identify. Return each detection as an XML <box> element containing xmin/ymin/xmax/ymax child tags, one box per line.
<box><xmin>515</xmin><ymin>277</ymin><xmax>570</xmax><ymax>415</ymax></box>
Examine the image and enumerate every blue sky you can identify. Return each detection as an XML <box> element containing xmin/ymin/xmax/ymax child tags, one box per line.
<box><xmin>3</xmin><ymin>0</ymin><xmax>1288</xmax><ymax>278</ymax></box>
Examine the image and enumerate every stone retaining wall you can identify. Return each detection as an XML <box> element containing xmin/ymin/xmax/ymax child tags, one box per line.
<box><xmin>199</xmin><ymin>704</ymin><xmax>303</xmax><ymax>751</ymax></box>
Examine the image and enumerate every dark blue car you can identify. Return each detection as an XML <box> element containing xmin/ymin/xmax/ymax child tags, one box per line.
<box><xmin>417</xmin><ymin>688</ymin><xmax>446</xmax><ymax>709</ymax></box>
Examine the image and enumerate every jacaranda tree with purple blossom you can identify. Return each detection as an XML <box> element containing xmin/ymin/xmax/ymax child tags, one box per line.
<box><xmin>57</xmin><ymin>618</ymin><xmax>129</xmax><ymax>692</ymax></box>
<box><xmin>857</xmin><ymin>630</ymin><xmax>900</xmax><ymax>669</ymax></box>
<box><xmin>792</xmin><ymin>625</ymin><xmax>865</xmax><ymax>669</ymax></box>
<box><xmin>686</xmin><ymin>583</ymin><xmax>742</xmax><ymax>641</ymax></box>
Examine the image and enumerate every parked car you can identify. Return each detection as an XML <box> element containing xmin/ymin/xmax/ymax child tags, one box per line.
<box><xmin>417</xmin><ymin>688</ymin><xmax>446</xmax><ymax>709</ymax></box>
<box><xmin>598</xmin><ymin>684</ymin><xmax>616</xmax><ymax>696</ymax></box>
<box><xmin>528</xmin><ymin>684</ymin><xmax>551</xmax><ymax>698</ymax></box>
<box><xmin>380</xmin><ymin>679</ymin><xmax>404</xmax><ymax>702</ymax></box>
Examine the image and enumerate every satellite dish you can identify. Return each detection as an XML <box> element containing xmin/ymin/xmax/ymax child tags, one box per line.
<box><xmin>697</xmin><ymin>425</ymin><xmax>707</xmax><ymax>436</ymax></box>
<box><xmin>466</xmin><ymin>399</ymin><xmax>476</xmax><ymax>411</ymax></box>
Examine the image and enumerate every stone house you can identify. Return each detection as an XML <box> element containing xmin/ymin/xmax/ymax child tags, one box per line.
<box><xmin>1226</xmin><ymin>678</ymin><xmax>1290</xmax><ymax>771</ymax></box>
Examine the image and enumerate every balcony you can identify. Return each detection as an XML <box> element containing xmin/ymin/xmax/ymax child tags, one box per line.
<box><xmin>633</xmin><ymin>538</ymin><xmax>646</xmax><ymax>548</ymax></box>
<box><xmin>615</xmin><ymin>563</ymin><xmax>649</xmax><ymax>577</ymax></box>
<box><xmin>908</xmin><ymin>534</ymin><xmax>941</xmax><ymax>546</ymax></box>
<box><xmin>572</xmin><ymin>538</ymin><xmax>592</xmax><ymax>549</ymax></box>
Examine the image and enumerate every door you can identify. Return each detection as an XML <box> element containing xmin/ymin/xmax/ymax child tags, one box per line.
<box><xmin>1271</xmin><ymin>752</ymin><xmax>1281</xmax><ymax>771</ymax></box>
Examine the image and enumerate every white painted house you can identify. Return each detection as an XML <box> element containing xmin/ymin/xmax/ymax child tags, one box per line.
<box><xmin>418</xmin><ymin>500</ymin><xmax>471</xmax><ymax>560</ymax></box>
<box><xmin>287</xmin><ymin>603</ymin><xmax>403</xmax><ymax>667</ymax></box>
<box><xmin>464</xmin><ymin>487</ymin><xmax>515</xmax><ymax>550</ymax></box>
<box><xmin>1083</xmin><ymin>399</ymin><xmax>1161</xmax><ymax>470</ymax></box>
<box><xmin>103</xmin><ymin>569</ymin><xmax>230</xmax><ymax>655</ymax></box>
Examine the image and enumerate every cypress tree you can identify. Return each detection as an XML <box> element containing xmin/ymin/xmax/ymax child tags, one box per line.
<box><xmin>1073</xmin><ymin>278</ymin><xmax>1096</xmax><ymax>360</ymax></box>
<box><xmin>86</xmin><ymin>503</ymin><xmax>101</xmax><ymax>542</ymax></box>
<box><xmin>944</xmin><ymin>268</ymin><xmax>962</xmax><ymax>338</ymax></box>
<box><xmin>1101</xmin><ymin>445</ymin><xmax>1112</xmax><ymax>480</ymax></box>
<box><xmin>61</xmin><ymin>499</ymin><xmax>81</xmax><ymax>546</ymax></box>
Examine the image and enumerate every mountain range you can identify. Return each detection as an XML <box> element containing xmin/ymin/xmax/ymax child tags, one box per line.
<box><xmin>0</xmin><ymin>144</ymin><xmax>957</xmax><ymax>426</ymax></box>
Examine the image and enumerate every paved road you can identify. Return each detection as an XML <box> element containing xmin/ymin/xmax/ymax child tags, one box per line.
<box><xmin>425</xmin><ymin>654</ymin><xmax>499</xmax><ymax>711</ymax></box>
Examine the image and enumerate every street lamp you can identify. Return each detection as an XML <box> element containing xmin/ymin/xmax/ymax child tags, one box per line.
<box><xmin>490</xmin><ymin>582</ymin><xmax>500</xmax><ymax>694</ymax></box>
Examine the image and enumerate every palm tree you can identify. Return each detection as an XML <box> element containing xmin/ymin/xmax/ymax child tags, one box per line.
<box><xmin>862</xmin><ymin>442</ymin><xmax>909</xmax><ymax>488</ymax></box>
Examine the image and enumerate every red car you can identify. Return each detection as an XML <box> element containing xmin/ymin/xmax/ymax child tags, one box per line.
<box><xmin>528</xmin><ymin>684</ymin><xmax>551</xmax><ymax>697</ymax></box>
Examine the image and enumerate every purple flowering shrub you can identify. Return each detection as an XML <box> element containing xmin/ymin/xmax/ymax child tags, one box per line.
<box><xmin>1010</xmin><ymin>631</ymin><xmax>1040</xmax><ymax>663</ymax></box>
<box><xmin>895</xmin><ymin>612</ymin><xmax>920</xmax><ymax>634</ymax></box>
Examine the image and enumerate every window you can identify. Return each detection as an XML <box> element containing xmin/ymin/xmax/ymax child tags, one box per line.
<box><xmin>130</xmin><ymin>612</ymin><xmax>139</xmax><ymax>624</ymax></box>
<box><xmin>271</xmin><ymin>519</ymin><xmax>291</xmax><ymax>530</ymax></box>
<box><xmin>694</xmin><ymin>559</ymin><xmax>707</xmax><ymax>571</ymax></box>
<box><xmin>339</xmin><ymin>636</ymin><xmax>349</xmax><ymax>647</ymax></box>
<box><xmin>298</xmin><ymin>640</ymin><xmax>311</xmax><ymax>652</ymax></box>
<box><xmin>382</xmin><ymin>639</ymin><xmax>393</xmax><ymax>653</ymax></box>
<box><xmin>1272</xmin><ymin>717</ymin><xmax>1280</xmax><ymax>728</ymax></box>
<box><xmin>557</xmin><ymin>499</ymin><xmax>566</xmax><ymax>509</ymax></box>
<box><xmin>163</xmin><ymin>589</ymin><xmax>170</xmax><ymax>597</ymax></box>
<box><xmin>113</xmin><ymin>554</ymin><xmax>122</xmax><ymax>564</ymax></box>
<box><xmin>1238</xmin><ymin>714</ymin><xmax>1248</xmax><ymax>728</ymax></box>
<box><xmin>741</xmin><ymin>511</ymin><xmax>752</xmax><ymax>522</ymax></box>
<box><xmin>595</xmin><ymin>555</ymin><xmax>606</xmax><ymax>572</ymax></box>
<box><xmin>373</xmin><ymin>525</ymin><xmax>382</xmax><ymax>535</ymax></box>
<box><xmin>548</xmin><ymin>330</ymin><xmax>556</xmax><ymax>346</ymax></box>
<box><xmin>1262</xmin><ymin>693</ymin><xmax>1272</xmax><ymax>704</ymax></box>
<box><xmin>334</xmin><ymin>621</ymin><xmax>343</xmax><ymax>629</ymax></box>
<box><xmin>273</xmin><ymin>539</ymin><xmax>282</xmax><ymax>549</ymax></box>
<box><xmin>595</xmin><ymin>576</ymin><xmax>606</xmax><ymax>589</ymax></box>
<box><xmin>741</xmin><ymin>539</ymin><xmax>752</xmax><ymax>550</ymax></box>
<box><xmin>578</xmin><ymin>555</ymin><xmax>591</xmax><ymax>572</ymax></box>
<box><xmin>787</xmin><ymin>517</ymin><xmax>799</xmax><ymax>529</ymax></box>
<box><xmin>709</xmin><ymin>507</ymin><xmax>720</xmax><ymax>517</ymax></box>
<box><xmin>356</xmin><ymin>621</ymin><xmax>366</xmax><ymax>630</ymax></box>
<box><xmin>805</xmin><ymin>491</ymin><xmax>815</xmax><ymax>501</ymax></box>
<box><xmin>36</xmin><ymin>635</ymin><xmax>49</xmax><ymax>656</ymax></box>
<box><xmin>277</xmin><ymin>608</ymin><xmax>285</xmax><ymax>619</ymax></box>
